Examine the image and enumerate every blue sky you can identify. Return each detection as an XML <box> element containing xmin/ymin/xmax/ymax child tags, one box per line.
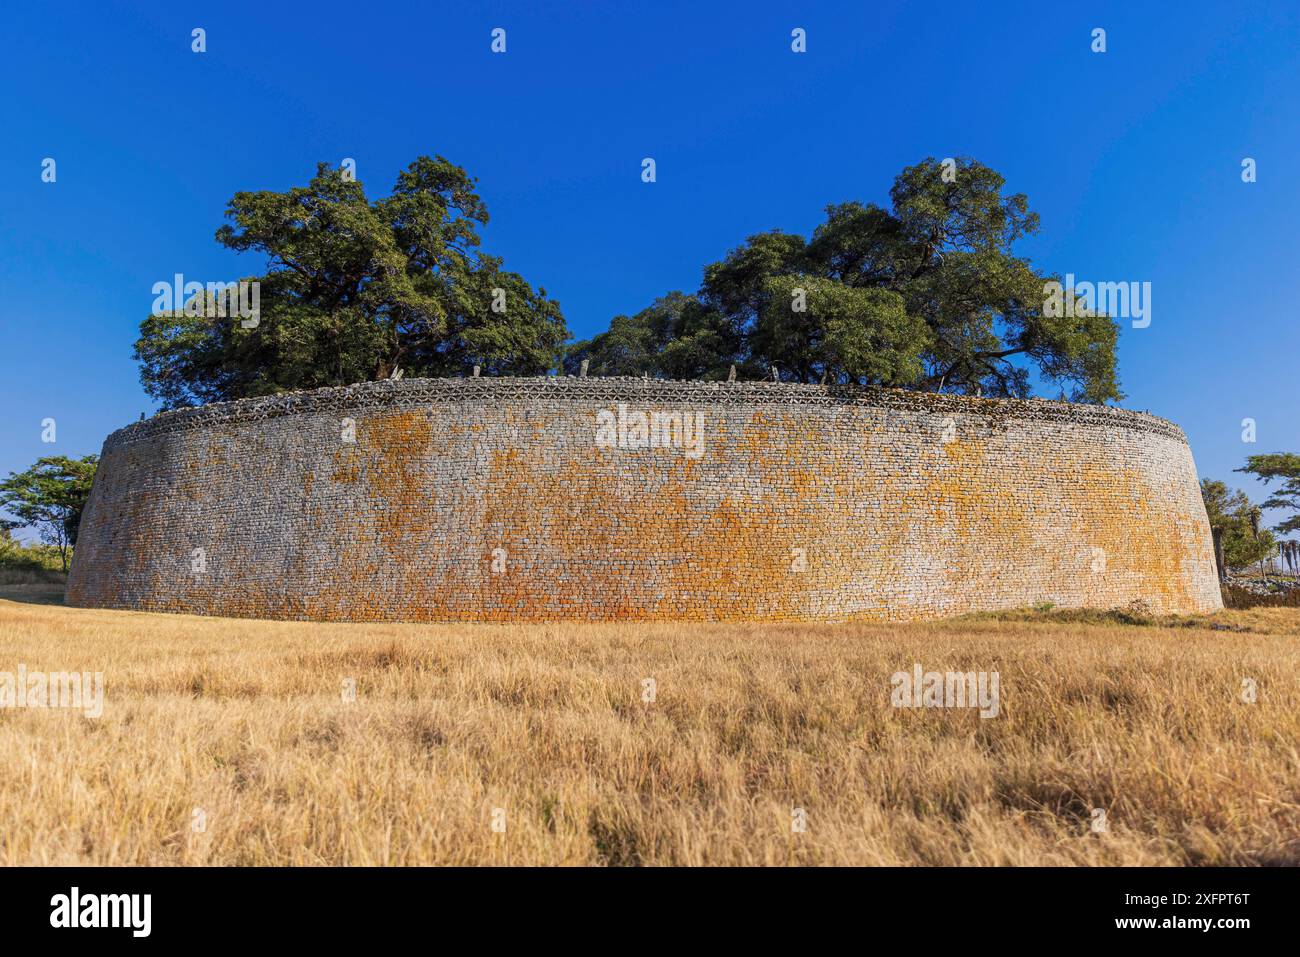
<box><xmin>2</xmin><ymin>0</ymin><xmax>1297</xmax><ymax>532</ymax></box>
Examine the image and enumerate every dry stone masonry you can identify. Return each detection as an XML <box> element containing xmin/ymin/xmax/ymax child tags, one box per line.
<box><xmin>65</xmin><ymin>377</ymin><xmax>1223</xmax><ymax>621</ymax></box>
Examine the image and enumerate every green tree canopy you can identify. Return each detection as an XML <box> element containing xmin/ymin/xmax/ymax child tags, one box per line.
<box><xmin>563</xmin><ymin>292</ymin><xmax>742</xmax><ymax>381</ymax></box>
<box><xmin>1237</xmin><ymin>453</ymin><xmax>1300</xmax><ymax>536</ymax></box>
<box><xmin>567</xmin><ymin>157</ymin><xmax>1121</xmax><ymax>401</ymax></box>
<box><xmin>0</xmin><ymin>455</ymin><xmax>99</xmax><ymax>572</ymax></box>
<box><xmin>136</xmin><ymin>157</ymin><xmax>568</xmax><ymax>409</ymax></box>
<box><xmin>1201</xmin><ymin>479</ymin><xmax>1277</xmax><ymax>570</ymax></box>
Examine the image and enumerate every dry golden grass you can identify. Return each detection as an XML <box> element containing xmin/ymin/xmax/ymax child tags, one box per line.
<box><xmin>0</xmin><ymin>588</ymin><xmax>1297</xmax><ymax>866</ymax></box>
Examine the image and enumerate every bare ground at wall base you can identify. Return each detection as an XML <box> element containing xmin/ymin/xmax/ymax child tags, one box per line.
<box><xmin>0</xmin><ymin>588</ymin><xmax>1296</xmax><ymax>866</ymax></box>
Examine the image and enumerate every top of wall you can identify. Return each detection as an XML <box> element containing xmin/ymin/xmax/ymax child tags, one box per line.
<box><xmin>102</xmin><ymin>377</ymin><xmax>1188</xmax><ymax>453</ymax></box>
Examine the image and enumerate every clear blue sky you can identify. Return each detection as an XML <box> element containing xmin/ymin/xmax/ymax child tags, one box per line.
<box><xmin>2</xmin><ymin>1</ymin><xmax>1297</xmax><ymax>531</ymax></box>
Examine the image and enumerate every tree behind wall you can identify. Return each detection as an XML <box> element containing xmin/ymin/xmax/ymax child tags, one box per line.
<box><xmin>0</xmin><ymin>456</ymin><xmax>99</xmax><ymax>572</ymax></box>
<box><xmin>1200</xmin><ymin>479</ymin><xmax>1278</xmax><ymax>572</ymax></box>
<box><xmin>135</xmin><ymin>157</ymin><xmax>569</xmax><ymax>410</ymax></box>
<box><xmin>566</xmin><ymin>157</ymin><xmax>1122</xmax><ymax>403</ymax></box>
<box><xmin>1237</xmin><ymin>453</ymin><xmax>1300</xmax><ymax>536</ymax></box>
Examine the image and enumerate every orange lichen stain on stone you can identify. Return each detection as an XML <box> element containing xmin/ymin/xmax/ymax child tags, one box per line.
<box><xmin>178</xmin><ymin>435</ymin><xmax>284</xmax><ymax>619</ymax></box>
<box><xmin>1066</xmin><ymin>456</ymin><xmax>1206</xmax><ymax>613</ymax></box>
<box><xmin>917</xmin><ymin>434</ymin><xmax>1048</xmax><ymax>614</ymax></box>
<box><xmin>465</xmin><ymin>408</ymin><xmax>813</xmax><ymax>621</ymax></box>
<box><xmin>931</xmin><ymin>437</ymin><xmax>999</xmax><ymax>541</ymax></box>
<box><xmin>363</xmin><ymin>411</ymin><xmax>445</xmax><ymax>610</ymax></box>
<box><xmin>672</xmin><ymin>410</ymin><xmax>834</xmax><ymax>619</ymax></box>
<box><xmin>330</xmin><ymin>447</ymin><xmax>362</xmax><ymax>484</ymax></box>
<box><xmin>364</xmin><ymin>411</ymin><xmax>432</xmax><ymax>492</ymax></box>
<box><xmin>739</xmin><ymin>414</ymin><xmax>848</xmax><ymax>615</ymax></box>
<box><xmin>286</xmin><ymin>412</ymin><xmax>432</xmax><ymax>621</ymax></box>
<box><xmin>67</xmin><ymin>388</ymin><xmax>1223</xmax><ymax>623</ymax></box>
<box><xmin>475</xmin><ymin>442</ymin><xmax>613</xmax><ymax>621</ymax></box>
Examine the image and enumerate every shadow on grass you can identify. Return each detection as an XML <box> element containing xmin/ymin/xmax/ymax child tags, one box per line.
<box><xmin>0</xmin><ymin>584</ymin><xmax>67</xmax><ymax>606</ymax></box>
<box><xmin>959</xmin><ymin>602</ymin><xmax>1252</xmax><ymax>632</ymax></box>
<box><xmin>0</xmin><ymin>568</ymin><xmax>67</xmax><ymax>606</ymax></box>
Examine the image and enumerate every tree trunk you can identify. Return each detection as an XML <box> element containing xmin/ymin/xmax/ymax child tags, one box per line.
<box><xmin>1211</xmin><ymin>526</ymin><xmax>1226</xmax><ymax>582</ymax></box>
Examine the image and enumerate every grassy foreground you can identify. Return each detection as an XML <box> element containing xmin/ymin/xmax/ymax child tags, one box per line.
<box><xmin>0</xmin><ymin>587</ymin><xmax>1297</xmax><ymax>866</ymax></box>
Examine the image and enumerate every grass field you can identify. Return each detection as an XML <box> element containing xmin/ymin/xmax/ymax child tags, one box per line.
<box><xmin>1</xmin><ymin>582</ymin><xmax>1297</xmax><ymax>866</ymax></box>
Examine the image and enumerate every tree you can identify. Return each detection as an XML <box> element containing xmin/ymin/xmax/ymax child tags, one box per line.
<box><xmin>1237</xmin><ymin>453</ymin><xmax>1300</xmax><ymax>536</ymax></box>
<box><xmin>135</xmin><ymin>157</ymin><xmax>568</xmax><ymax>409</ymax></box>
<box><xmin>1200</xmin><ymin>479</ymin><xmax>1278</xmax><ymax>572</ymax></box>
<box><xmin>571</xmin><ymin>158</ymin><xmax>1121</xmax><ymax>401</ymax></box>
<box><xmin>564</xmin><ymin>292</ymin><xmax>741</xmax><ymax>380</ymax></box>
<box><xmin>0</xmin><ymin>456</ymin><xmax>99</xmax><ymax>572</ymax></box>
<box><xmin>757</xmin><ymin>276</ymin><xmax>929</xmax><ymax>386</ymax></box>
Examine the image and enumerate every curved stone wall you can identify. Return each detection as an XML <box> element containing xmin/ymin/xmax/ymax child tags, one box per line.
<box><xmin>65</xmin><ymin>377</ymin><xmax>1222</xmax><ymax>621</ymax></box>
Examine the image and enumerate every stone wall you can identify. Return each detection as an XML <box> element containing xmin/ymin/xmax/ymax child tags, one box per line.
<box><xmin>65</xmin><ymin>377</ymin><xmax>1223</xmax><ymax>621</ymax></box>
